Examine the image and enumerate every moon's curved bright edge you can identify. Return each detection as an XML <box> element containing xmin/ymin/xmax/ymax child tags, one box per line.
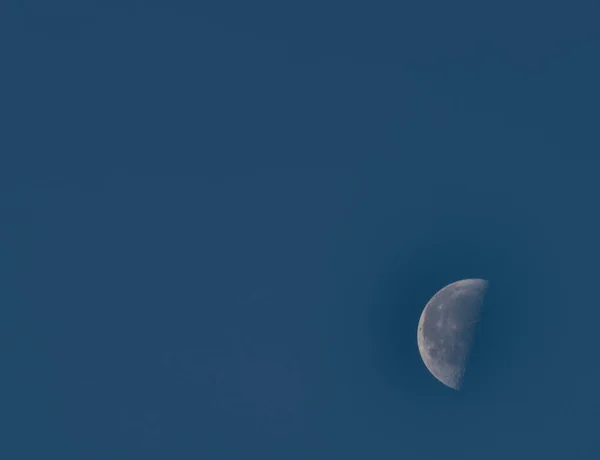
<box><xmin>417</xmin><ymin>278</ymin><xmax>488</xmax><ymax>390</ymax></box>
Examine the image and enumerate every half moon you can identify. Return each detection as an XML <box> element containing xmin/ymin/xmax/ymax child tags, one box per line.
<box><xmin>417</xmin><ymin>278</ymin><xmax>488</xmax><ymax>390</ymax></box>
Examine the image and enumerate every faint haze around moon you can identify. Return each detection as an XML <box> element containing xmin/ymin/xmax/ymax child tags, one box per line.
<box><xmin>417</xmin><ymin>279</ymin><xmax>488</xmax><ymax>390</ymax></box>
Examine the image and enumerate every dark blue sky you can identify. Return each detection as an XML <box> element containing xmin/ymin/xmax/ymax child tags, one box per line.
<box><xmin>2</xmin><ymin>1</ymin><xmax>600</xmax><ymax>459</ymax></box>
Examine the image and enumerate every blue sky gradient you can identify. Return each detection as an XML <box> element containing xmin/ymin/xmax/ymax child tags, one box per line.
<box><xmin>2</xmin><ymin>1</ymin><xmax>600</xmax><ymax>459</ymax></box>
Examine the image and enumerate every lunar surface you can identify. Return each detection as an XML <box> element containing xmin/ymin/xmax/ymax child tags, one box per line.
<box><xmin>417</xmin><ymin>279</ymin><xmax>488</xmax><ymax>390</ymax></box>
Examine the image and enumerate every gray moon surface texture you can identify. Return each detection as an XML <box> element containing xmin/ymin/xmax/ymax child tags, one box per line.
<box><xmin>417</xmin><ymin>279</ymin><xmax>488</xmax><ymax>390</ymax></box>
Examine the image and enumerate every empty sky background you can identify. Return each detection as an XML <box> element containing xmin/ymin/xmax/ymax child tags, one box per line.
<box><xmin>2</xmin><ymin>1</ymin><xmax>600</xmax><ymax>459</ymax></box>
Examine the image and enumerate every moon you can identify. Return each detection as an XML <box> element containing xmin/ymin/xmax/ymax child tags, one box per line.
<box><xmin>417</xmin><ymin>278</ymin><xmax>488</xmax><ymax>390</ymax></box>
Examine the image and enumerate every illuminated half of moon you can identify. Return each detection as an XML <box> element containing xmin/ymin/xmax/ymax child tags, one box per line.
<box><xmin>417</xmin><ymin>278</ymin><xmax>488</xmax><ymax>390</ymax></box>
